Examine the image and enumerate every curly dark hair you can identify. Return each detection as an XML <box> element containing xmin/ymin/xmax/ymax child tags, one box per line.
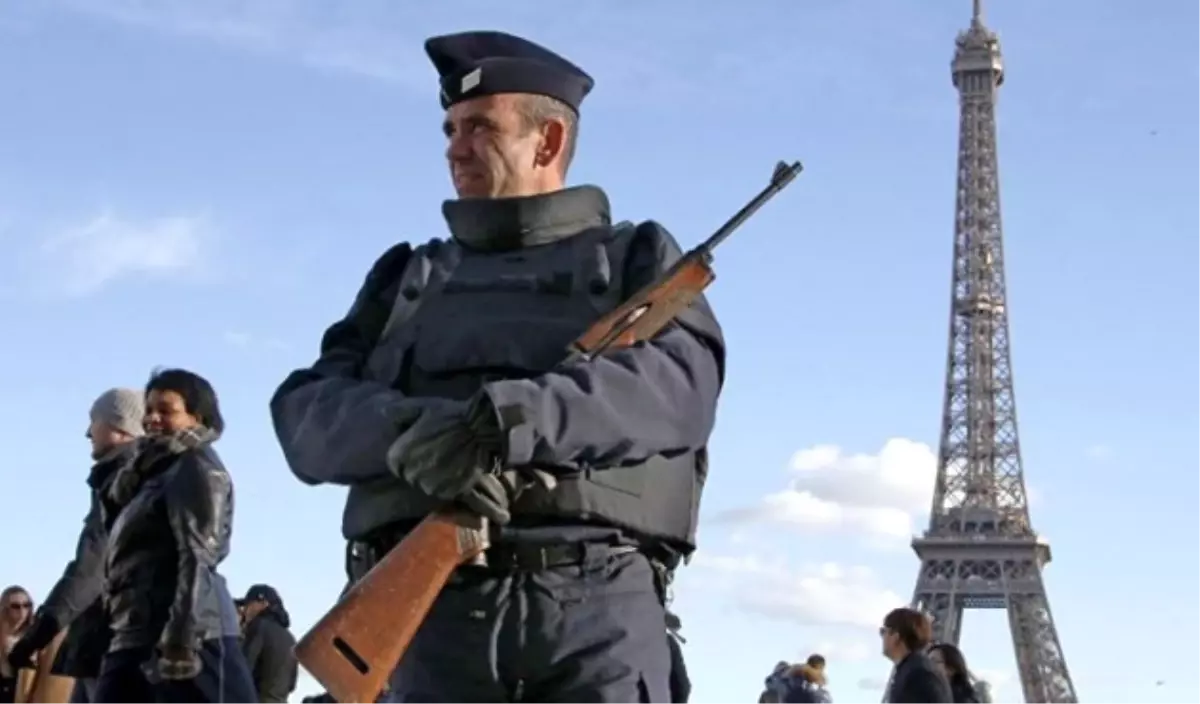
<box><xmin>145</xmin><ymin>367</ymin><xmax>225</xmax><ymax>434</ymax></box>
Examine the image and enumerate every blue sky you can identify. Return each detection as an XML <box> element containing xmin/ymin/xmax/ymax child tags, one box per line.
<box><xmin>1</xmin><ymin>1</ymin><xmax>1196</xmax><ymax>702</ymax></box>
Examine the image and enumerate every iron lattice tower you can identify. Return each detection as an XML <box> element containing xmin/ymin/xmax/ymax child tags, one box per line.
<box><xmin>907</xmin><ymin>1</ymin><xmax>1077</xmax><ymax>702</ymax></box>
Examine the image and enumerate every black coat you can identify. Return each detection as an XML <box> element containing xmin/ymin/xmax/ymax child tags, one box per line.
<box><xmin>241</xmin><ymin>607</ymin><xmax>298</xmax><ymax>703</ymax></box>
<box><xmin>950</xmin><ymin>677</ymin><xmax>982</xmax><ymax>703</ymax></box>
<box><xmin>40</xmin><ymin>444</ymin><xmax>135</xmax><ymax>678</ymax></box>
<box><xmin>99</xmin><ymin>436</ymin><xmax>241</xmax><ymax>653</ymax></box>
<box><xmin>887</xmin><ymin>651</ymin><xmax>954</xmax><ymax>703</ymax></box>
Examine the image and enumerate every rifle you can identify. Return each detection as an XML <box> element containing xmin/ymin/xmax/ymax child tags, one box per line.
<box><xmin>294</xmin><ymin>159</ymin><xmax>804</xmax><ymax>703</ymax></box>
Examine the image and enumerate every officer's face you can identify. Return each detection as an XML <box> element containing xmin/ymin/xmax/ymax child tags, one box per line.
<box><xmin>442</xmin><ymin>93</ymin><xmax>556</xmax><ymax>199</ymax></box>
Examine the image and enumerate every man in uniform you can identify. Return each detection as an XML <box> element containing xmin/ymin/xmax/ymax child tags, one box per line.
<box><xmin>270</xmin><ymin>29</ymin><xmax>725</xmax><ymax>703</ymax></box>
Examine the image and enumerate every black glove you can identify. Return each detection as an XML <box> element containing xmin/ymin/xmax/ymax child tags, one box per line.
<box><xmin>387</xmin><ymin>394</ymin><xmax>512</xmax><ymax>524</ymax></box>
<box><xmin>7</xmin><ymin>612</ymin><xmax>60</xmax><ymax>670</ymax></box>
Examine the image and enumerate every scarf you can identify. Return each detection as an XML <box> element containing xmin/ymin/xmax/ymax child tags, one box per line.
<box><xmin>107</xmin><ymin>426</ymin><xmax>220</xmax><ymax>508</ymax></box>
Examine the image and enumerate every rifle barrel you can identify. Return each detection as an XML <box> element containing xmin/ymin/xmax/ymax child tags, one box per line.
<box><xmin>699</xmin><ymin>160</ymin><xmax>803</xmax><ymax>255</ymax></box>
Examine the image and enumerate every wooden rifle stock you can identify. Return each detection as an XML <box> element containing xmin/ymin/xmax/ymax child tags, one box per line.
<box><xmin>295</xmin><ymin>160</ymin><xmax>803</xmax><ymax>703</ymax></box>
<box><xmin>294</xmin><ymin>510</ymin><xmax>488</xmax><ymax>703</ymax></box>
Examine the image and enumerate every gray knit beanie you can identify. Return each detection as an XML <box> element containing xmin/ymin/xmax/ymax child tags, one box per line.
<box><xmin>90</xmin><ymin>388</ymin><xmax>145</xmax><ymax>438</ymax></box>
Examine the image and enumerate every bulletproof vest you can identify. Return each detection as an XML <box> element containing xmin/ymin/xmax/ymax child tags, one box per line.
<box><xmin>341</xmin><ymin>221</ymin><xmax>705</xmax><ymax>552</ymax></box>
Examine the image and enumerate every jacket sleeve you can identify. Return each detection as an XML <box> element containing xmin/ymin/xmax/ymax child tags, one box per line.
<box><xmin>241</xmin><ymin>622</ymin><xmax>264</xmax><ymax>686</ymax></box>
<box><xmin>483</xmin><ymin>221</ymin><xmax>726</xmax><ymax>469</ymax></box>
<box><xmin>253</xmin><ymin>623</ymin><xmax>299</xmax><ymax>703</ymax></box>
<box><xmin>39</xmin><ymin>493</ymin><xmax>107</xmax><ymax>628</ymax></box>
<box><xmin>270</xmin><ymin>243</ymin><xmax>435</xmax><ymax>486</ymax></box>
<box><xmin>161</xmin><ymin>453</ymin><xmax>230</xmax><ymax>651</ymax></box>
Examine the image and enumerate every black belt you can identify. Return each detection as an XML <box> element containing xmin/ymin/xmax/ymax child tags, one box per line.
<box><xmin>357</xmin><ymin>531</ymin><xmax>636</xmax><ymax>574</ymax></box>
<box><xmin>480</xmin><ymin>542</ymin><xmax>630</xmax><ymax>571</ymax></box>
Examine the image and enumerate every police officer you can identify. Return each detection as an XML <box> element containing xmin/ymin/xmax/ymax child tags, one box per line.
<box><xmin>270</xmin><ymin>29</ymin><xmax>725</xmax><ymax>703</ymax></box>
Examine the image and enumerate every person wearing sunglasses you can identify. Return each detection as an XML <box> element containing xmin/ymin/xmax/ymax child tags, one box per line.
<box><xmin>879</xmin><ymin>607</ymin><xmax>953</xmax><ymax>703</ymax></box>
<box><xmin>0</xmin><ymin>587</ymin><xmax>35</xmax><ymax>703</ymax></box>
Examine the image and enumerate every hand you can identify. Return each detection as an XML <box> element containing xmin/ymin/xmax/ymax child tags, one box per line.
<box><xmin>7</xmin><ymin>613</ymin><xmax>59</xmax><ymax>670</ymax></box>
<box><xmin>156</xmin><ymin>644</ymin><xmax>201</xmax><ymax>681</ymax></box>
<box><xmin>387</xmin><ymin>395</ymin><xmax>511</xmax><ymax>522</ymax></box>
<box><xmin>6</xmin><ymin>640</ymin><xmax>35</xmax><ymax>671</ymax></box>
<box><xmin>460</xmin><ymin>468</ymin><xmax>559</xmax><ymax>525</ymax></box>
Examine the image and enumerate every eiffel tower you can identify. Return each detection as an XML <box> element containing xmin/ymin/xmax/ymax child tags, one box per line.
<box><xmin>905</xmin><ymin>1</ymin><xmax>1078</xmax><ymax>702</ymax></box>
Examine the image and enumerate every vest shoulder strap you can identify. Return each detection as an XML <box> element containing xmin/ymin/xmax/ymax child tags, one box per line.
<box><xmin>372</xmin><ymin>237</ymin><xmax>460</xmax><ymax>346</ymax></box>
<box><xmin>348</xmin><ymin>241</ymin><xmax>414</xmax><ymax>347</ymax></box>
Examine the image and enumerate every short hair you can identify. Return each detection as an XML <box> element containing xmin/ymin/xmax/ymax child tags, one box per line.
<box><xmin>517</xmin><ymin>94</ymin><xmax>579</xmax><ymax>173</ymax></box>
<box><xmin>806</xmin><ymin>654</ymin><xmax>826</xmax><ymax>669</ymax></box>
<box><xmin>145</xmin><ymin>367</ymin><xmax>225</xmax><ymax>435</ymax></box>
<box><xmin>883</xmin><ymin>607</ymin><xmax>934</xmax><ymax>652</ymax></box>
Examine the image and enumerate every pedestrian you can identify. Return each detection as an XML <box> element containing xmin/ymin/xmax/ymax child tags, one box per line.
<box><xmin>7</xmin><ymin>388</ymin><xmax>144</xmax><ymax>703</ymax></box>
<box><xmin>91</xmin><ymin>369</ymin><xmax>256</xmax><ymax>703</ymax></box>
<box><xmin>0</xmin><ymin>587</ymin><xmax>35</xmax><ymax>703</ymax></box>
<box><xmin>237</xmin><ymin>585</ymin><xmax>298</xmax><ymax>703</ymax></box>
<box><xmin>271</xmin><ymin>28</ymin><xmax>725</xmax><ymax>703</ymax></box>
<box><xmin>928</xmin><ymin>643</ymin><xmax>983</xmax><ymax>703</ymax></box>
<box><xmin>801</xmin><ymin>657</ymin><xmax>830</xmax><ymax>704</ymax></box>
<box><xmin>879</xmin><ymin>608</ymin><xmax>953</xmax><ymax>703</ymax></box>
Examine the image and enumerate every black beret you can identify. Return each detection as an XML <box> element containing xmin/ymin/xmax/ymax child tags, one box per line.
<box><xmin>424</xmin><ymin>30</ymin><xmax>594</xmax><ymax>113</ymax></box>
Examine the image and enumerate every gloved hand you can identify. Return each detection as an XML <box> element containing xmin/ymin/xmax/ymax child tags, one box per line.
<box><xmin>155</xmin><ymin>643</ymin><xmax>202</xmax><ymax>681</ymax></box>
<box><xmin>387</xmin><ymin>394</ymin><xmax>513</xmax><ymax>524</ymax></box>
<box><xmin>7</xmin><ymin>612</ymin><xmax>60</xmax><ymax>670</ymax></box>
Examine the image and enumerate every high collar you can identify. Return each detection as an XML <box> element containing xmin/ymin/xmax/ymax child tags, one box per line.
<box><xmin>88</xmin><ymin>441</ymin><xmax>138</xmax><ymax>489</ymax></box>
<box><xmin>442</xmin><ymin>185</ymin><xmax>611</xmax><ymax>252</ymax></box>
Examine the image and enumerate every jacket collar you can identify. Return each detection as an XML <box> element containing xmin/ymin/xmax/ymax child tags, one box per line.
<box><xmin>442</xmin><ymin>185</ymin><xmax>611</xmax><ymax>252</ymax></box>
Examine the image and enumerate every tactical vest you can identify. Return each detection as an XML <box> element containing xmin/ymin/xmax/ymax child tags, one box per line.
<box><xmin>341</xmin><ymin>221</ymin><xmax>706</xmax><ymax>553</ymax></box>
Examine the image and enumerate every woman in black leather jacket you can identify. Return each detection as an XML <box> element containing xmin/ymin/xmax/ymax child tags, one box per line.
<box><xmin>93</xmin><ymin>368</ymin><xmax>257</xmax><ymax>703</ymax></box>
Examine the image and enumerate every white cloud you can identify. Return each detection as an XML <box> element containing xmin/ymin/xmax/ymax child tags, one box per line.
<box><xmin>689</xmin><ymin>552</ymin><xmax>906</xmax><ymax>630</ymax></box>
<box><xmin>789</xmin><ymin>439</ymin><xmax>937</xmax><ymax>512</ymax></box>
<box><xmin>1085</xmin><ymin>444</ymin><xmax>1113</xmax><ymax>461</ymax></box>
<box><xmin>35</xmin><ymin>212</ymin><xmax>209</xmax><ymax>295</ymax></box>
<box><xmin>715</xmin><ymin>438</ymin><xmax>937</xmax><ymax>544</ymax></box>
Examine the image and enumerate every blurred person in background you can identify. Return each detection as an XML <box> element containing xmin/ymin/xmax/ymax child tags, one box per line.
<box><xmin>236</xmin><ymin>585</ymin><xmax>298</xmax><ymax>703</ymax></box>
<box><xmin>91</xmin><ymin>369</ymin><xmax>256</xmax><ymax>703</ymax></box>
<box><xmin>758</xmin><ymin>655</ymin><xmax>832</xmax><ymax>704</ymax></box>
<box><xmin>799</xmin><ymin>654</ymin><xmax>833</xmax><ymax>703</ymax></box>
<box><xmin>7</xmin><ymin>389</ymin><xmax>144</xmax><ymax>703</ymax></box>
<box><xmin>0</xmin><ymin>587</ymin><xmax>35</xmax><ymax>703</ymax></box>
<box><xmin>929</xmin><ymin>643</ymin><xmax>986</xmax><ymax>703</ymax></box>
<box><xmin>879</xmin><ymin>608</ymin><xmax>952</xmax><ymax>703</ymax></box>
<box><xmin>760</xmin><ymin>661</ymin><xmax>791</xmax><ymax>703</ymax></box>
